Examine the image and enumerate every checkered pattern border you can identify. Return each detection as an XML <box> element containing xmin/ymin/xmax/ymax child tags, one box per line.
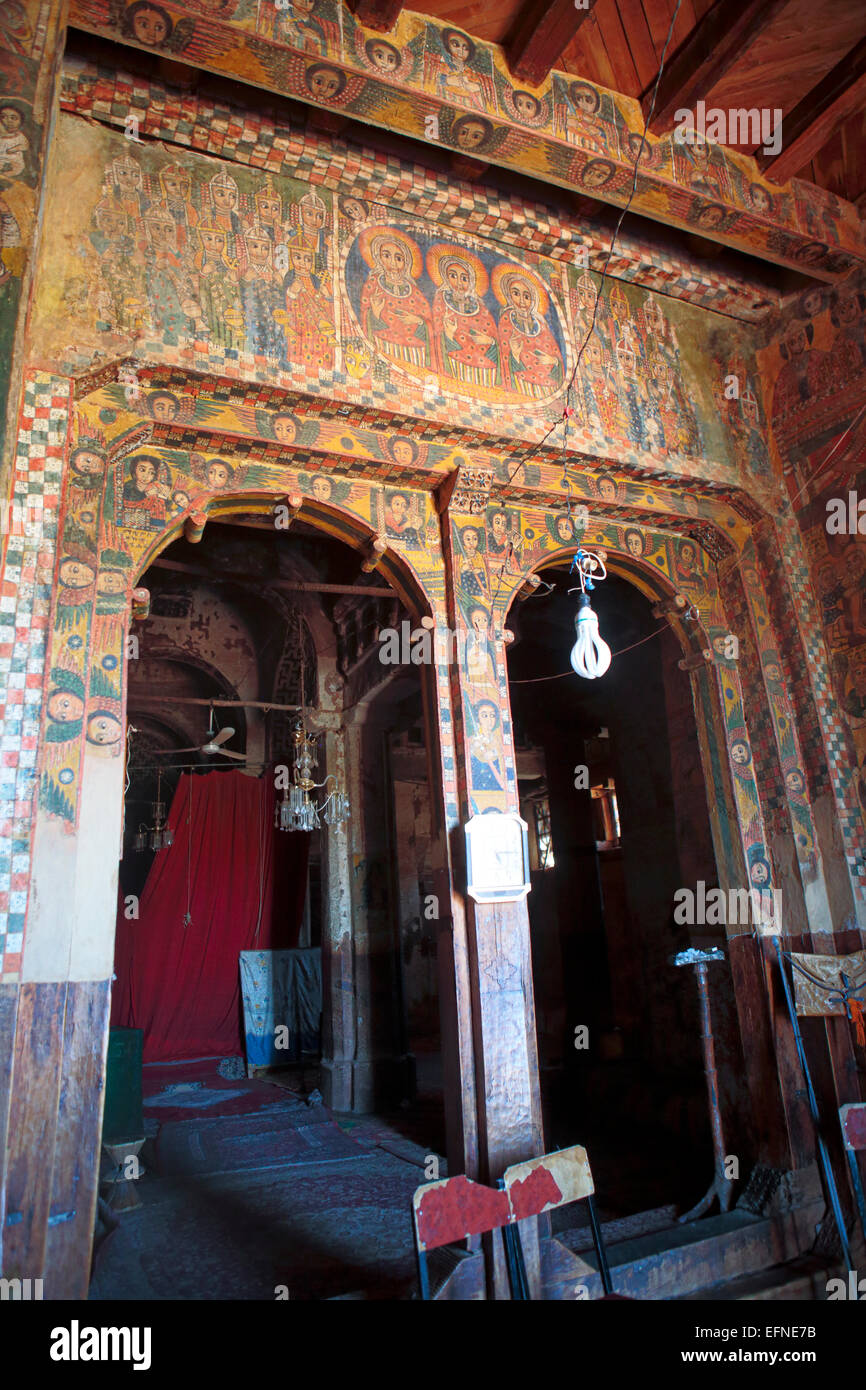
<box><xmin>0</xmin><ymin>373</ymin><xmax>70</xmax><ymax>980</ymax></box>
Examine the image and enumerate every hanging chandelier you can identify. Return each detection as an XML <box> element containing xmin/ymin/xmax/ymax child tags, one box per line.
<box><xmin>133</xmin><ymin>770</ymin><xmax>175</xmax><ymax>851</ymax></box>
<box><xmin>275</xmin><ymin>718</ymin><xmax>350</xmax><ymax>833</ymax></box>
<box><xmin>569</xmin><ymin>545</ymin><xmax>612</xmax><ymax>680</ymax></box>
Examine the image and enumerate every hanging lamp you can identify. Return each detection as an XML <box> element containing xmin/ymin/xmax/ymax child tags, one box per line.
<box><xmin>569</xmin><ymin>546</ymin><xmax>612</xmax><ymax>680</ymax></box>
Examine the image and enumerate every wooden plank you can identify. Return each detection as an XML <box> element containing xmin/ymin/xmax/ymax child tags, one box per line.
<box><xmin>3</xmin><ymin>983</ymin><xmax>66</xmax><ymax>1278</ymax></box>
<box><xmin>45</xmin><ymin>981</ymin><xmax>111</xmax><ymax>1299</ymax></box>
<box><xmin>508</xmin><ymin>0</ymin><xmax>600</xmax><ymax>87</ymax></box>
<box><xmin>0</xmin><ymin>984</ymin><xmax>20</xmax><ymax>1267</ymax></box>
<box><xmin>617</xmin><ymin>0</ymin><xmax>665</xmax><ymax>93</ymax></box>
<box><xmin>347</xmin><ymin>0</ymin><xmax>404</xmax><ymax>33</ymax></box>
<box><xmin>641</xmin><ymin>0</ymin><xmax>791</xmax><ymax>131</ymax></box>
<box><xmin>596</xmin><ymin>0</ymin><xmax>641</xmax><ymax>94</ymax></box>
<box><xmin>758</xmin><ymin>37</ymin><xmax>866</xmax><ymax>183</ymax></box>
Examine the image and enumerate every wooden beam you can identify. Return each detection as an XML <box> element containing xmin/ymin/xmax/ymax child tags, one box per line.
<box><xmin>641</xmin><ymin>0</ymin><xmax>789</xmax><ymax>133</ymax></box>
<box><xmin>347</xmin><ymin>0</ymin><xmax>403</xmax><ymax>33</ymax></box>
<box><xmin>149</xmin><ymin>555</ymin><xmax>393</xmax><ymax>596</ymax></box>
<box><xmin>757</xmin><ymin>37</ymin><xmax>866</xmax><ymax>183</ymax></box>
<box><xmin>508</xmin><ymin>0</ymin><xmax>600</xmax><ymax>88</ymax></box>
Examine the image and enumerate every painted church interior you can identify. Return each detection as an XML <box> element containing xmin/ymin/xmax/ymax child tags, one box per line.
<box><xmin>1</xmin><ymin>0</ymin><xmax>866</xmax><ymax>1304</ymax></box>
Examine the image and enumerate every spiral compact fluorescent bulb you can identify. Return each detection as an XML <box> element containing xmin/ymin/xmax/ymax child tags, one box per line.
<box><xmin>570</xmin><ymin>595</ymin><xmax>612</xmax><ymax>679</ymax></box>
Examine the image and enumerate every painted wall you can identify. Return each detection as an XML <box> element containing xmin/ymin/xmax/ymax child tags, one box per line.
<box><xmin>29</xmin><ymin>114</ymin><xmax>771</xmax><ymax>489</ymax></box>
<box><xmin>758</xmin><ymin>276</ymin><xmax>866</xmax><ymax>880</ymax></box>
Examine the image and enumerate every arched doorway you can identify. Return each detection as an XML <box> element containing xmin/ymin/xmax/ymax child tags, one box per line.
<box><xmin>91</xmin><ymin>499</ymin><xmax>451</xmax><ymax>1300</ymax></box>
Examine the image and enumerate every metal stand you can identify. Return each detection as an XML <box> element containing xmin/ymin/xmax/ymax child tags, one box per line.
<box><xmin>672</xmin><ymin>948</ymin><xmax>735</xmax><ymax>1222</ymax></box>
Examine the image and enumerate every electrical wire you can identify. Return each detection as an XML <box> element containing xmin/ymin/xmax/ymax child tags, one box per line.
<box><xmin>509</xmin><ymin>619</ymin><xmax>670</xmax><ymax>684</ymax></box>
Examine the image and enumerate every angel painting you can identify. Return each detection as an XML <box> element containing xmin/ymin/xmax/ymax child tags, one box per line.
<box><xmin>424</xmin><ymin>28</ymin><xmax>494</xmax><ymax>113</ymax></box>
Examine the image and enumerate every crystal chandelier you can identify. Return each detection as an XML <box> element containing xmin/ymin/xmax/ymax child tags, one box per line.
<box><xmin>133</xmin><ymin>770</ymin><xmax>175</xmax><ymax>851</ymax></box>
<box><xmin>275</xmin><ymin>718</ymin><xmax>350</xmax><ymax>833</ymax></box>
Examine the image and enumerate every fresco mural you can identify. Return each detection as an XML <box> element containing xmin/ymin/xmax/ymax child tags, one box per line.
<box><xmin>0</xmin><ymin>0</ymin><xmax>50</xmax><ymax>452</ymax></box>
<box><xmin>65</xmin><ymin>0</ymin><xmax>864</xmax><ymax>279</ymax></box>
<box><xmin>32</xmin><ymin>117</ymin><xmax>753</xmax><ymax>488</ymax></box>
<box><xmin>759</xmin><ymin>275</ymin><xmax>866</xmax><ymax>841</ymax></box>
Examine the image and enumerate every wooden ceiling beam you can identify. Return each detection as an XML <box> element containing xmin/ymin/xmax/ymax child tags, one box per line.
<box><xmin>507</xmin><ymin>0</ymin><xmax>600</xmax><ymax>88</ymax></box>
<box><xmin>641</xmin><ymin>0</ymin><xmax>789</xmax><ymax>133</ymax></box>
<box><xmin>346</xmin><ymin>0</ymin><xmax>403</xmax><ymax>34</ymax></box>
<box><xmin>757</xmin><ymin>37</ymin><xmax>866</xmax><ymax>184</ymax></box>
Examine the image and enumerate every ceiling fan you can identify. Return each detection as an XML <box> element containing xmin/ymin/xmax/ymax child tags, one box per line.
<box><xmin>169</xmin><ymin>708</ymin><xmax>245</xmax><ymax>761</ymax></box>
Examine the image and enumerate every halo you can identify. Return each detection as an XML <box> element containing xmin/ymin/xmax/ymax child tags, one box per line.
<box><xmin>490</xmin><ymin>262</ymin><xmax>549</xmax><ymax>313</ymax></box>
<box><xmin>426</xmin><ymin>243</ymin><xmax>489</xmax><ymax>295</ymax></box>
<box><xmin>357</xmin><ymin>225</ymin><xmax>424</xmax><ymax>277</ymax></box>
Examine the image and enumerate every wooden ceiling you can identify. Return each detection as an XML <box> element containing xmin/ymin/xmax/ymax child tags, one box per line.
<box><xmin>411</xmin><ymin>0</ymin><xmax>866</xmax><ymax>202</ymax></box>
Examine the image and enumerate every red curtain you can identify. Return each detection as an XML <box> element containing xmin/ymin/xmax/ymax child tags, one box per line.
<box><xmin>112</xmin><ymin>770</ymin><xmax>309</xmax><ymax>1062</ymax></box>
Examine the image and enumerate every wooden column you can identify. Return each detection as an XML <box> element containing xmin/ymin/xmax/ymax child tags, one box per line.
<box><xmin>436</xmin><ymin>492</ymin><xmax>545</xmax><ymax>1296</ymax></box>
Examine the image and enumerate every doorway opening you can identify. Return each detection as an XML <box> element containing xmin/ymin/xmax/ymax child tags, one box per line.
<box><xmin>507</xmin><ymin>563</ymin><xmax>751</xmax><ymax>1244</ymax></box>
<box><xmin>96</xmin><ymin>511</ymin><xmax>446</xmax><ymax>1300</ymax></box>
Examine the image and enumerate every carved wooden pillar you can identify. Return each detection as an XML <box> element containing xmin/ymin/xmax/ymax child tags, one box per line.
<box><xmin>433</xmin><ymin>465</ymin><xmax>545</xmax><ymax>1296</ymax></box>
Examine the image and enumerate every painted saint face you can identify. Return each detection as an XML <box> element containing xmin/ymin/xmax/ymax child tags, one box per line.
<box><xmin>311</xmin><ymin>477</ymin><xmax>332</xmax><ymax>502</ymax></box>
<box><xmin>59</xmin><ymin>558</ymin><xmax>96</xmax><ymax>589</ymax></box>
<box><xmin>173</xmin><ymin>491</ymin><xmax>191</xmax><ymax>512</ymax></box>
<box><xmin>679</xmin><ymin>544</ymin><xmax>696</xmax><ymax>568</ymax></box>
<box><xmin>470</xmin><ymin>609</ymin><xmax>487</xmax><ymax>635</ymax></box>
<box><xmin>257</xmin><ymin>193</ymin><xmax>281</xmax><ymax>223</ymax></box>
<box><xmin>133</xmin><ymin>460</ymin><xmax>157</xmax><ymax>488</ymax></box>
<box><xmin>290</xmin><ymin>246</ymin><xmax>315</xmax><ymax>275</ymax></box>
<box><xmin>115</xmin><ymin>163</ymin><xmax>142</xmax><ymax>194</ymax></box>
<box><xmin>47</xmin><ymin>690</ymin><xmax>84</xmax><ymax>723</ymax></box>
<box><xmin>598</xmin><ymin>478</ymin><xmax>617</xmax><ymax>502</ymax></box>
<box><xmin>572</xmin><ymin>85</ymin><xmax>598</xmax><ymax>114</ymax></box>
<box><xmin>462</xmin><ymin>527</ymin><xmax>479</xmax><ymax>554</ymax></box>
<box><xmin>390</xmin><ymin>495</ymin><xmax>408</xmax><ymax>522</ymax></box>
<box><xmin>162</xmin><ymin>171</ymin><xmax>189</xmax><ymax>202</ymax></box>
<box><xmin>131</xmin><ymin>6</ymin><xmax>169</xmax><ymax>45</ymax></box>
<box><xmin>72</xmin><ymin>449</ymin><xmax>106</xmax><ymax>477</ymax></box>
<box><xmin>0</xmin><ymin>107</ymin><xmax>22</xmax><ymax>133</ymax></box>
<box><xmin>98</xmin><ymin>570</ymin><xmax>128</xmax><ymax>595</ymax></box>
<box><xmin>246</xmin><ymin>233</ymin><xmax>271</xmax><ymax>266</ymax></box>
<box><xmin>211</xmin><ymin>182</ymin><xmax>237</xmax><ymax>214</ymax></box>
<box><xmin>749</xmin><ymin>185</ymin><xmax>770</xmax><ymax>213</ymax></box>
<box><xmin>147</xmin><ymin>218</ymin><xmax>176</xmax><ymax>252</ymax></box>
<box><xmin>274</xmin><ymin>415</ymin><xmax>297</xmax><ymax>445</ymax></box>
<box><xmin>301</xmin><ymin>201</ymin><xmax>326</xmax><ymax>231</ymax></box>
<box><xmin>764</xmin><ymin>663</ymin><xmax>782</xmax><ymax>684</ymax></box>
<box><xmin>731</xmin><ymin>741</ymin><xmax>750</xmax><ymax>765</ymax></box>
<box><xmin>97</xmin><ymin>211</ymin><xmax>126</xmax><ymax>240</ymax></box>
<box><xmin>852</xmin><ymin>656</ymin><xmax>866</xmax><ymax>696</ymax></box>
<box><xmin>342</xmin><ymin>198</ymin><xmax>366</xmax><ymax>222</ymax></box>
<box><xmin>513</xmin><ymin>92</ymin><xmax>539</xmax><ymax>122</ymax></box>
<box><xmin>200</xmin><ymin>227</ymin><xmax>226</xmax><ymax>257</ymax></box>
<box><xmin>391</xmin><ymin>439</ymin><xmax>415</xmax><ymax>466</ymax></box>
<box><xmin>150</xmin><ymin>394</ymin><xmax>178</xmax><ymax>422</ymax></box>
<box><xmin>455</xmin><ymin>121</ymin><xmax>487</xmax><ymax>152</ymax></box>
<box><xmin>308</xmin><ymin>68</ymin><xmax>342</xmax><ymax>101</ymax></box>
<box><xmin>87</xmin><ymin>712</ymin><xmax>122</xmax><ymax>746</ymax></box>
<box><xmin>556</xmin><ymin>518</ymin><xmax>574</xmax><ymax>542</ymax></box>
<box><xmin>490</xmin><ymin>513</ymin><xmax>507</xmax><ymax>539</ymax></box>
<box><xmin>626</xmin><ymin>532</ymin><xmax>643</xmax><ymax>557</ymax></box>
<box><xmin>750</xmin><ymin>861</ymin><xmax>769</xmax><ymax>885</ymax></box>
<box><xmin>207</xmin><ymin>461</ymin><xmax>229</xmax><ymax>489</ymax></box>
<box><xmin>445</xmin><ymin>261</ymin><xmax>473</xmax><ymax>295</ymax></box>
<box><xmin>478</xmin><ymin>705</ymin><xmax>497</xmax><ymax>733</ymax></box>
<box><xmin>447</xmin><ymin>34</ymin><xmax>470</xmax><ymax>63</ymax></box>
<box><xmin>508</xmin><ymin>280</ymin><xmax>535</xmax><ymax>314</ymax></box>
<box><xmin>377</xmin><ymin>240</ymin><xmax>408</xmax><ymax>279</ymax></box>
<box><xmin>369</xmin><ymin>42</ymin><xmax>399</xmax><ymax>72</ymax></box>
<box><xmin>785</xmin><ymin>770</ymin><xmax>805</xmax><ymax>795</ymax></box>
